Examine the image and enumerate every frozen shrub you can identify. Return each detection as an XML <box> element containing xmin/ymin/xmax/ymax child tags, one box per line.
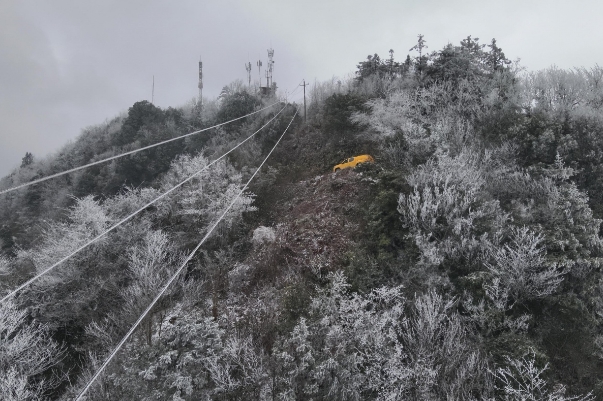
<box><xmin>252</xmin><ymin>226</ymin><xmax>276</xmax><ymax>245</ymax></box>
<box><xmin>228</xmin><ymin>263</ymin><xmax>252</xmax><ymax>292</ymax></box>
<box><xmin>0</xmin><ymin>255</ymin><xmax>10</xmax><ymax>277</ymax></box>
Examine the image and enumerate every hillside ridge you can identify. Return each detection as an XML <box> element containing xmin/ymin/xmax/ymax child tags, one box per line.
<box><xmin>3</xmin><ymin>36</ymin><xmax>603</xmax><ymax>400</ymax></box>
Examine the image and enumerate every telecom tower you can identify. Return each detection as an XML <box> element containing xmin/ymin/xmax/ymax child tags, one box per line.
<box><xmin>198</xmin><ymin>59</ymin><xmax>203</xmax><ymax>107</ymax></box>
<box><xmin>267</xmin><ymin>48</ymin><xmax>275</xmax><ymax>88</ymax></box>
<box><xmin>245</xmin><ymin>61</ymin><xmax>252</xmax><ymax>87</ymax></box>
<box><xmin>256</xmin><ymin>60</ymin><xmax>263</xmax><ymax>87</ymax></box>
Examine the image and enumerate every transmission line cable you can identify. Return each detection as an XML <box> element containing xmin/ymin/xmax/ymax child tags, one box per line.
<box><xmin>0</xmin><ymin>104</ymin><xmax>288</xmax><ymax>305</ymax></box>
<box><xmin>75</xmin><ymin>108</ymin><xmax>297</xmax><ymax>401</ymax></box>
<box><xmin>288</xmin><ymin>80</ymin><xmax>308</xmax><ymax>107</ymax></box>
<box><xmin>287</xmin><ymin>79</ymin><xmax>303</xmax><ymax>99</ymax></box>
<box><xmin>0</xmin><ymin>102</ymin><xmax>280</xmax><ymax>196</ymax></box>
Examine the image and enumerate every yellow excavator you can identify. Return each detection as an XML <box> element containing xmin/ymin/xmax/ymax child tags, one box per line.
<box><xmin>333</xmin><ymin>154</ymin><xmax>375</xmax><ymax>172</ymax></box>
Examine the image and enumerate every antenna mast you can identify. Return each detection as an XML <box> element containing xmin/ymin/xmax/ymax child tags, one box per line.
<box><xmin>198</xmin><ymin>58</ymin><xmax>203</xmax><ymax>108</ymax></box>
<box><xmin>245</xmin><ymin>61</ymin><xmax>252</xmax><ymax>87</ymax></box>
<box><xmin>267</xmin><ymin>48</ymin><xmax>274</xmax><ymax>88</ymax></box>
<box><xmin>256</xmin><ymin>59</ymin><xmax>263</xmax><ymax>88</ymax></box>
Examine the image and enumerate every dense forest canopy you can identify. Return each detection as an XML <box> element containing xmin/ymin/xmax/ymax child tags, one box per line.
<box><xmin>1</xmin><ymin>34</ymin><xmax>603</xmax><ymax>400</ymax></box>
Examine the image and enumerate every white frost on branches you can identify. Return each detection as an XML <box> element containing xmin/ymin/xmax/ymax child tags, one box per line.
<box><xmin>276</xmin><ymin>272</ymin><xmax>490</xmax><ymax>400</ymax></box>
<box><xmin>252</xmin><ymin>226</ymin><xmax>276</xmax><ymax>246</ymax></box>
<box><xmin>493</xmin><ymin>350</ymin><xmax>594</xmax><ymax>401</ymax></box>
<box><xmin>17</xmin><ymin>195</ymin><xmax>110</xmax><ymax>288</ymax></box>
<box><xmin>486</xmin><ymin>226</ymin><xmax>565</xmax><ymax>305</ymax></box>
<box><xmin>0</xmin><ymin>301</ymin><xmax>64</xmax><ymax>400</ymax></box>
<box><xmin>160</xmin><ymin>154</ymin><xmax>257</xmax><ymax>233</ymax></box>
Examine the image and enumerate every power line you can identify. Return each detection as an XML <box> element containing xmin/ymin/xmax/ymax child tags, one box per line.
<box><xmin>287</xmin><ymin>79</ymin><xmax>304</xmax><ymax>99</ymax></box>
<box><xmin>284</xmin><ymin>80</ymin><xmax>304</xmax><ymax>105</ymax></box>
<box><xmin>282</xmin><ymin>80</ymin><xmax>304</xmax><ymax>108</ymax></box>
<box><xmin>0</xmin><ymin>104</ymin><xmax>288</xmax><ymax>305</ymax></box>
<box><xmin>74</xmin><ymin>108</ymin><xmax>298</xmax><ymax>401</ymax></box>
<box><xmin>0</xmin><ymin>102</ymin><xmax>280</xmax><ymax>196</ymax></box>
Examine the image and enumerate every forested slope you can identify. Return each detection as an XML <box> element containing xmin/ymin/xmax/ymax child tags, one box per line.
<box><xmin>2</xmin><ymin>35</ymin><xmax>603</xmax><ymax>400</ymax></box>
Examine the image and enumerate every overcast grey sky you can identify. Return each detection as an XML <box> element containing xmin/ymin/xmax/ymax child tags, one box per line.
<box><xmin>1</xmin><ymin>0</ymin><xmax>601</xmax><ymax>177</ymax></box>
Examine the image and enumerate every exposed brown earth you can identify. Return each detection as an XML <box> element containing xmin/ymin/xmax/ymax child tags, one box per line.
<box><xmin>248</xmin><ymin>168</ymin><xmax>373</xmax><ymax>287</ymax></box>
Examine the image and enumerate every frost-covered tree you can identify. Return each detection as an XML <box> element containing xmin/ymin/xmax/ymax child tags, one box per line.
<box><xmin>351</xmin><ymin>90</ymin><xmax>434</xmax><ymax>165</ymax></box>
<box><xmin>275</xmin><ymin>272</ymin><xmax>490</xmax><ymax>401</ymax></box>
<box><xmin>493</xmin><ymin>350</ymin><xmax>594</xmax><ymax>401</ymax></box>
<box><xmin>81</xmin><ymin>304</ymin><xmax>271</xmax><ymax>401</ymax></box>
<box><xmin>20</xmin><ymin>195</ymin><xmax>110</xmax><ymax>277</ymax></box>
<box><xmin>0</xmin><ymin>301</ymin><xmax>64</xmax><ymax>400</ymax></box>
<box><xmin>160</xmin><ymin>154</ymin><xmax>256</xmax><ymax>236</ymax></box>
<box><xmin>13</xmin><ymin>195</ymin><xmax>116</xmax><ymax>332</ymax></box>
<box><xmin>115</xmin><ymin>230</ymin><xmax>180</xmax><ymax>346</ymax></box>
<box><xmin>398</xmin><ymin>151</ymin><xmax>505</xmax><ymax>271</ymax></box>
<box><xmin>351</xmin><ymin>82</ymin><xmax>487</xmax><ymax>166</ymax></box>
<box><xmin>487</xmin><ymin>153</ymin><xmax>602</xmax><ymax>267</ymax></box>
<box><xmin>275</xmin><ymin>271</ymin><xmax>406</xmax><ymax>400</ymax></box>
<box><xmin>486</xmin><ymin>226</ymin><xmax>565</xmax><ymax>305</ymax></box>
<box><xmin>522</xmin><ymin>67</ymin><xmax>588</xmax><ymax>113</ymax></box>
<box><xmin>401</xmin><ymin>291</ymin><xmax>491</xmax><ymax>401</ymax></box>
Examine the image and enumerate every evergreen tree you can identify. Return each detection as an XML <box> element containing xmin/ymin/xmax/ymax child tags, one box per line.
<box><xmin>20</xmin><ymin>152</ymin><xmax>33</xmax><ymax>168</ymax></box>
<box><xmin>409</xmin><ymin>34</ymin><xmax>428</xmax><ymax>79</ymax></box>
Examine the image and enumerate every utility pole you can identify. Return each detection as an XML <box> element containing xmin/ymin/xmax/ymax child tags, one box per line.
<box><xmin>151</xmin><ymin>75</ymin><xmax>154</xmax><ymax>105</ymax></box>
<box><xmin>300</xmin><ymin>79</ymin><xmax>309</xmax><ymax>122</ymax></box>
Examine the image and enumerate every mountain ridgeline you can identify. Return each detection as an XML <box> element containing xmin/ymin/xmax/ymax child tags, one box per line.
<box><xmin>2</xmin><ymin>35</ymin><xmax>603</xmax><ymax>400</ymax></box>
